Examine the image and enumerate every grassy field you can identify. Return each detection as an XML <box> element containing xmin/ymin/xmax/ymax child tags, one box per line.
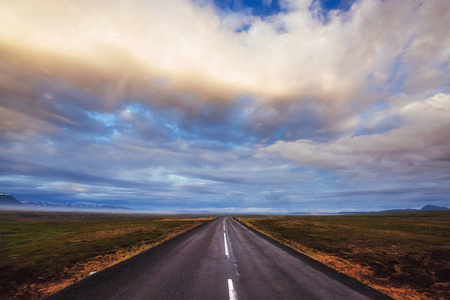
<box><xmin>239</xmin><ymin>211</ymin><xmax>450</xmax><ymax>300</ymax></box>
<box><xmin>0</xmin><ymin>210</ymin><xmax>209</xmax><ymax>299</ymax></box>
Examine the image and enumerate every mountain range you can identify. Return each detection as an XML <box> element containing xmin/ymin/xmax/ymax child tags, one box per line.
<box><xmin>0</xmin><ymin>193</ymin><xmax>131</xmax><ymax>211</ymax></box>
<box><xmin>336</xmin><ymin>205</ymin><xmax>449</xmax><ymax>215</ymax></box>
<box><xmin>1</xmin><ymin>192</ymin><xmax>448</xmax><ymax>213</ymax></box>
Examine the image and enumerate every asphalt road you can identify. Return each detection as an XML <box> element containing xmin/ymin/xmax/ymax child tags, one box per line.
<box><xmin>47</xmin><ymin>217</ymin><xmax>390</xmax><ymax>300</ymax></box>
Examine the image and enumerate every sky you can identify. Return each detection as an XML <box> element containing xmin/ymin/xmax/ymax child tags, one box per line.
<box><xmin>0</xmin><ymin>0</ymin><xmax>449</xmax><ymax>213</ymax></box>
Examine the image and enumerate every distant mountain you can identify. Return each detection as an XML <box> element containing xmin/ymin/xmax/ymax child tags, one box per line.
<box><xmin>0</xmin><ymin>193</ymin><xmax>23</xmax><ymax>207</ymax></box>
<box><xmin>21</xmin><ymin>201</ymin><xmax>132</xmax><ymax>211</ymax></box>
<box><xmin>420</xmin><ymin>205</ymin><xmax>449</xmax><ymax>211</ymax></box>
<box><xmin>175</xmin><ymin>210</ymin><xmax>211</xmax><ymax>214</ymax></box>
<box><xmin>338</xmin><ymin>205</ymin><xmax>448</xmax><ymax>215</ymax></box>
<box><xmin>288</xmin><ymin>212</ymin><xmax>330</xmax><ymax>215</ymax></box>
<box><xmin>0</xmin><ymin>193</ymin><xmax>131</xmax><ymax>211</ymax></box>
<box><xmin>378</xmin><ymin>208</ymin><xmax>418</xmax><ymax>213</ymax></box>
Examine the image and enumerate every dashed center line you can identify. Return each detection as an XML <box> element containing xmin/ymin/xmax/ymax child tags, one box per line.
<box><xmin>224</xmin><ymin>220</ymin><xmax>236</xmax><ymax>299</ymax></box>
<box><xmin>228</xmin><ymin>279</ymin><xmax>237</xmax><ymax>300</ymax></box>
<box><xmin>224</xmin><ymin>232</ymin><xmax>229</xmax><ymax>257</ymax></box>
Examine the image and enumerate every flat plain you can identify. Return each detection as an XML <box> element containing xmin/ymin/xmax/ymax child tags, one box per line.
<box><xmin>0</xmin><ymin>210</ymin><xmax>208</xmax><ymax>299</ymax></box>
<box><xmin>240</xmin><ymin>211</ymin><xmax>450</xmax><ymax>300</ymax></box>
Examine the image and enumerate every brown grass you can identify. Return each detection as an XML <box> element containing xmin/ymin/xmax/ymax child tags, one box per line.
<box><xmin>0</xmin><ymin>211</ymin><xmax>209</xmax><ymax>299</ymax></box>
<box><xmin>239</xmin><ymin>211</ymin><xmax>450</xmax><ymax>300</ymax></box>
<box><xmin>13</xmin><ymin>227</ymin><xmax>197</xmax><ymax>299</ymax></box>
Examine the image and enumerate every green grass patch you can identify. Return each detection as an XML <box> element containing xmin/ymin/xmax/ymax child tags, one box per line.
<box><xmin>0</xmin><ymin>211</ymin><xmax>208</xmax><ymax>298</ymax></box>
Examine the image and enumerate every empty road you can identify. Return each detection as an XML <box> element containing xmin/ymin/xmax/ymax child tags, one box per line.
<box><xmin>47</xmin><ymin>217</ymin><xmax>389</xmax><ymax>300</ymax></box>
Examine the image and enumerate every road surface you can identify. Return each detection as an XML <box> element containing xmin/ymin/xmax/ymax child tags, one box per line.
<box><xmin>47</xmin><ymin>217</ymin><xmax>390</xmax><ymax>300</ymax></box>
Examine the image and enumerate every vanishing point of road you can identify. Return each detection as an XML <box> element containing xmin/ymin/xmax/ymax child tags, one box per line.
<box><xmin>47</xmin><ymin>217</ymin><xmax>391</xmax><ymax>300</ymax></box>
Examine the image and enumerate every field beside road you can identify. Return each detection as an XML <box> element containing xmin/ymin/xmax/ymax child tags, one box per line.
<box><xmin>239</xmin><ymin>211</ymin><xmax>449</xmax><ymax>300</ymax></box>
<box><xmin>0</xmin><ymin>211</ymin><xmax>209</xmax><ymax>299</ymax></box>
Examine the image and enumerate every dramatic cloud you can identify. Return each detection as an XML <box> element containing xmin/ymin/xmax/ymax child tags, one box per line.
<box><xmin>258</xmin><ymin>93</ymin><xmax>450</xmax><ymax>181</ymax></box>
<box><xmin>0</xmin><ymin>0</ymin><xmax>449</xmax><ymax>212</ymax></box>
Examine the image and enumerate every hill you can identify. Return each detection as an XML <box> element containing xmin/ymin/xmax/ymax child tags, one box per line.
<box><xmin>338</xmin><ymin>205</ymin><xmax>448</xmax><ymax>215</ymax></box>
<box><xmin>0</xmin><ymin>193</ymin><xmax>131</xmax><ymax>211</ymax></box>
<box><xmin>420</xmin><ymin>205</ymin><xmax>449</xmax><ymax>211</ymax></box>
<box><xmin>0</xmin><ymin>193</ymin><xmax>23</xmax><ymax>207</ymax></box>
<box><xmin>21</xmin><ymin>201</ymin><xmax>131</xmax><ymax>211</ymax></box>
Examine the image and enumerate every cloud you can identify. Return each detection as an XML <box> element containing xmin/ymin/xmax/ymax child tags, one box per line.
<box><xmin>1</xmin><ymin>0</ymin><xmax>448</xmax><ymax>109</ymax></box>
<box><xmin>1</xmin><ymin>0</ymin><xmax>447</xmax><ymax>150</ymax></box>
<box><xmin>0</xmin><ymin>0</ymin><xmax>449</xmax><ymax>211</ymax></box>
<box><xmin>1</xmin><ymin>0</ymin><xmax>448</xmax><ymax>144</ymax></box>
<box><xmin>257</xmin><ymin>93</ymin><xmax>450</xmax><ymax>182</ymax></box>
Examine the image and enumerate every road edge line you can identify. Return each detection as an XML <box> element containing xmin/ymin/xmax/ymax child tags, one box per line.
<box><xmin>46</xmin><ymin>217</ymin><xmax>218</xmax><ymax>300</ymax></box>
<box><xmin>233</xmin><ymin>217</ymin><xmax>394</xmax><ymax>300</ymax></box>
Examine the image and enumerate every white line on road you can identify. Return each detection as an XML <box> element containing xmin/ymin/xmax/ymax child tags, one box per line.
<box><xmin>228</xmin><ymin>279</ymin><xmax>237</xmax><ymax>300</ymax></box>
<box><xmin>224</xmin><ymin>232</ymin><xmax>229</xmax><ymax>257</ymax></box>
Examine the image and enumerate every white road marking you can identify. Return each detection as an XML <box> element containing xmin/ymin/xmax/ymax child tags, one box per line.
<box><xmin>224</xmin><ymin>232</ymin><xmax>229</xmax><ymax>257</ymax></box>
<box><xmin>228</xmin><ymin>279</ymin><xmax>237</xmax><ymax>300</ymax></box>
<box><xmin>223</xmin><ymin>224</ymin><xmax>226</xmax><ymax>231</ymax></box>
